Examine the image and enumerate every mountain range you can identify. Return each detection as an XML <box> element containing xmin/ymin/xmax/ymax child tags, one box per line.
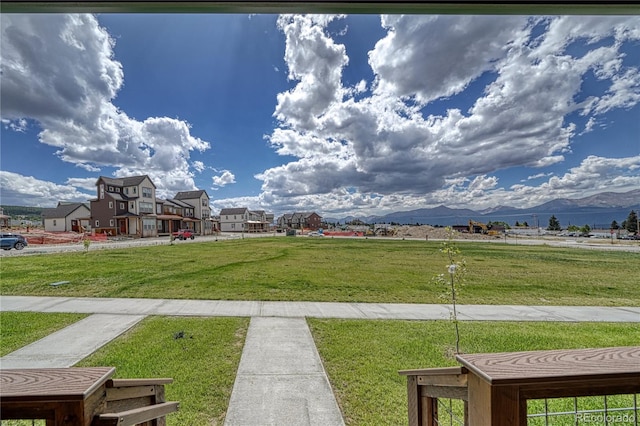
<box><xmin>327</xmin><ymin>189</ymin><xmax>640</xmax><ymax>228</ymax></box>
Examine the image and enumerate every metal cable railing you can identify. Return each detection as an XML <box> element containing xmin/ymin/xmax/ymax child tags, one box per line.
<box><xmin>526</xmin><ymin>395</ymin><xmax>639</xmax><ymax>426</ymax></box>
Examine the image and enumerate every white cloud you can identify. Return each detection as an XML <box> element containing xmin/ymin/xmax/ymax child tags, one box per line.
<box><xmin>256</xmin><ymin>14</ymin><xmax>640</xmax><ymax>217</ymax></box>
<box><xmin>66</xmin><ymin>177</ymin><xmax>98</xmax><ymax>191</ymax></box>
<box><xmin>369</xmin><ymin>15</ymin><xmax>530</xmax><ymax>104</ymax></box>
<box><xmin>2</xmin><ymin>118</ymin><xmax>28</xmax><ymax>132</ymax></box>
<box><xmin>0</xmin><ymin>171</ymin><xmax>93</xmax><ymax>206</ymax></box>
<box><xmin>274</xmin><ymin>14</ymin><xmax>349</xmax><ymax>130</ymax></box>
<box><xmin>0</xmin><ymin>14</ymin><xmax>211</xmax><ymax>199</ymax></box>
<box><xmin>193</xmin><ymin>161</ymin><xmax>206</xmax><ymax>173</ymax></box>
<box><xmin>212</xmin><ymin>170</ymin><xmax>236</xmax><ymax>189</ymax></box>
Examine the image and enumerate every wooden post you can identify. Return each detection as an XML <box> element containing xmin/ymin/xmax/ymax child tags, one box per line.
<box><xmin>406</xmin><ymin>375</ymin><xmax>422</xmax><ymax>426</ymax></box>
<box><xmin>425</xmin><ymin>395</ymin><xmax>437</xmax><ymax>426</ymax></box>
<box><xmin>467</xmin><ymin>374</ymin><xmax>523</xmax><ymax>426</ymax></box>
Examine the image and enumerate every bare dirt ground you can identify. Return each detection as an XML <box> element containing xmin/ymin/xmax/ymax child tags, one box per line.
<box><xmin>387</xmin><ymin>225</ymin><xmax>499</xmax><ymax>240</ymax></box>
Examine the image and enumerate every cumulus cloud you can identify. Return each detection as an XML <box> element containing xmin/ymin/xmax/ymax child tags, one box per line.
<box><xmin>212</xmin><ymin>170</ymin><xmax>236</xmax><ymax>189</ymax></box>
<box><xmin>0</xmin><ymin>171</ymin><xmax>93</xmax><ymax>206</ymax></box>
<box><xmin>369</xmin><ymin>15</ymin><xmax>530</xmax><ymax>104</ymax></box>
<box><xmin>0</xmin><ymin>14</ymin><xmax>210</xmax><ymax>199</ymax></box>
<box><xmin>256</xmin><ymin>14</ymin><xmax>640</xmax><ymax>216</ymax></box>
<box><xmin>273</xmin><ymin>14</ymin><xmax>349</xmax><ymax>130</ymax></box>
<box><xmin>193</xmin><ymin>161</ymin><xmax>206</xmax><ymax>173</ymax></box>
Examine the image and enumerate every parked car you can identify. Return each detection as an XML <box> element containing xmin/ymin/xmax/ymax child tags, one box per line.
<box><xmin>0</xmin><ymin>233</ymin><xmax>28</xmax><ymax>250</ymax></box>
<box><xmin>307</xmin><ymin>231</ymin><xmax>324</xmax><ymax>237</ymax></box>
<box><xmin>172</xmin><ymin>229</ymin><xmax>195</xmax><ymax>240</ymax></box>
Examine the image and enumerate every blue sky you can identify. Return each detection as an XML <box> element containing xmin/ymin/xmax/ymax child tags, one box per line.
<box><xmin>1</xmin><ymin>14</ymin><xmax>639</xmax><ymax>218</ymax></box>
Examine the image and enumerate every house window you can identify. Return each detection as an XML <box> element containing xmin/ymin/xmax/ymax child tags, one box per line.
<box><xmin>142</xmin><ymin>187</ymin><xmax>152</xmax><ymax>198</ymax></box>
<box><xmin>99</xmin><ymin>184</ymin><xmax>105</xmax><ymax>199</ymax></box>
<box><xmin>120</xmin><ymin>203</ymin><xmax>125</xmax><ymax>209</ymax></box>
<box><xmin>110</xmin><ymin>219</ymin><xmax>114</xmax><ymax>226</ymax></box>
<box><xmin>202</xmin><ymin>199</ymin><xmax>207</xmax><ymax>206</ymax></box>
<box><xmin>95</xmin><ymin>220</ymin><xmax>99</xmax><ymax>227</ymax></box>
<box><xmin>53</xmin><ymin>219</ymin><xmax>57</xmax><ymax>226</ymax></box>
<box><xmin>133</xmin><ymin>187</ymin><xmax>137</xmax><ymax>194</ymax></box>
<box><xmin>130</xmin><ymin>202</ymin><xmax>134</xmax><ymax>210</ymax></box>
<box><xmin>139</xmin><ymin>202</ymin><xmax>153</xmax><ymax>213</ymax></box>
<box><xmin>231</xmin><ymin>223</ymin><xmax>235</xmax><ymax>229</ymax></box>
<box><xmin>125</xmin><ymin>188</ymin><xmax>129</xmax><ymax>194</ymax></box>
<box><xmin>116</xmin><ymin>187</ymin><xmax>120</xmax><ymax>192</ymax></box>
<box><xmin>109</xmin><ymin>201</ymin><xmax>113</xmax><ymax>209</ymax></box>
<box><xmin>108</xmin><ymin>186</ymin><xmax>114</xmax><ymax>192</ymax></box>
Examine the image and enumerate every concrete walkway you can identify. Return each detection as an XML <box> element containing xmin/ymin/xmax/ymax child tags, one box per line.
<box><xmin>1</xmin><ymin>313</ymin><xmax>145</xmax><ymax>369</ymax></box>
<box><xmin>224</xmin><ymin>317</ymin><xmax>344</xmax><ymax>426</ymax></box>
<box><xmin>1</xmin><ymin>295</ymin><xmax>639</xmax><ymax>425</ymax></box>
<box><xmin>2</xmin><ymin>295</ymin><xmax>639</xmax><ymax>322</ymax></box>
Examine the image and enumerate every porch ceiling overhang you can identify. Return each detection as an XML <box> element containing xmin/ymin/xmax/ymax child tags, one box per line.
<box><xmin>114</xmin><ymin>213</ymin><xmax>139</xmax><ymax>218</ymax></box>
<box><xmin>157</xmin><ymin>214</ymin><xmax>183</xmax><ymax>220</ymax></box>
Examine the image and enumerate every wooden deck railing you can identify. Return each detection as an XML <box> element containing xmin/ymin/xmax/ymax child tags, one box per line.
<box><xmin>400</xmin><ymin>346</ymin><xmax>640</xmax><ymax>426</ymax></box>
<box><xmin>0</xmin><ymin>368</ymin><xmax>178</xmax><ymax>426</ymax></box>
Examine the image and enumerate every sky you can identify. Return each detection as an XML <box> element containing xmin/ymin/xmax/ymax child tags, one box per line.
<box><xmin>1</xmin><ymin>13</ymin><xmax>639</xmax><ymax>218</ymax></box>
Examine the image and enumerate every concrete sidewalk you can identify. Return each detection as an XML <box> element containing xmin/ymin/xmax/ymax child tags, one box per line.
<box><xmin>224</xmin><ymin>317</ymin><xmax>344</xmax><ymax>426</ymax></box>
<box><xmin>1</xmin><ymin>313</ymin><xmax>145</xmax><ymax>369</ymax></box>
<box><xmin>2</xmin><ymin>295</ymin><xmax>639</xmax><ymax>322</ymax></box>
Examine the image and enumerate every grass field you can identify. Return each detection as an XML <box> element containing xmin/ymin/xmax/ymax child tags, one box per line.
<box><xmin>2</xmin><ymin>238</ymin><xmax>638</xmax><ymax>425</ymax></box>
<box><xmin>309</xmin><ymin>320</ymin><xmax>640</xmax><ymax>425</ymax></box>
<box><xmin>1</xmin><ymin>237</ymin><xmax>638</xmax><ymax>306</ymax></box>
<box><xmin>77</xmin><ymin>316</ymin><xmax>249</xmax><ymax>425</ymax></box>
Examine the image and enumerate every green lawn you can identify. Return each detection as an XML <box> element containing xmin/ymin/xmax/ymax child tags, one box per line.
<box><xmin>76</xmin><ymin>316</ymin><xmax>249</xmax><ymax>426</ymax></box>
<box><xmin>1</xmin><ymin>238</ymin><xmax>638</xmax><ymax>305</ymax></box>
<box><xmin>2</xmin><ymin>239</ymin><xmax>638</xmax><ymax>425</ymax></box>
<box><xmin>309</xmin><ymin>319</ymin><xmax>640</xmax><ymax>425</ymax></box>
<box><xmin>0</xmin><ymin>311</ymin><xmax>87</xmax><ymax>356</ymax></box>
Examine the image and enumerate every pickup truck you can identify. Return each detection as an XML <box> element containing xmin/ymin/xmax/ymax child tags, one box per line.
<box><xmin>172</xmin><ymin>229</ymin><xmax>195</xmax><ymax>240</ymax></box>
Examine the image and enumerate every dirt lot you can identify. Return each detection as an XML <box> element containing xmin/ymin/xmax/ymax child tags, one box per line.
<box><xmin>387</xmin><ymin>225</ymin><xmax>498</xmax><ymax>240</ymax></box>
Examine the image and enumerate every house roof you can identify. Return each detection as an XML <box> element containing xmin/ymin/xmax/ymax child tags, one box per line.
<box><xmin>41</xmin><ymin>203</ymin><xmax>89</xmax><ymax>219</ymax></box>
<box><xmin>220</xmin><ymin>207</ymin><xmax>248</xmax><ymax>215</ymax></box>
<box><xmin>175</xmin><ymin>190</ymin><xmax>208</xmax><ymax>200</ymax></box>
<box><xmin>98</xmin><ymin>175</ymin><xmax>155</xmax><ymax>188</ymax></box>
<box><xmin>292</xmin><ymin>212</ymin><xmax>321</xmax><ymax>219</ymax></box>
<box><xmin>166</xmin><ymin>198</ymin><xmax>194</xmax><ymax>209</ymax></box>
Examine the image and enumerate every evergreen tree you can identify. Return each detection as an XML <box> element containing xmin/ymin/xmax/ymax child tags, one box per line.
<box><xmin>547</xmin><ymin>215</ymin><xmax>561</xmax><ymax>231</ymax></box>
<box><xmin>625</xmin><ymin>210</ymin><xmax>638</xmax><ymax>234</ymax></box>
<box><xmin>610</xmin><ymin>220</ymin><xmax>619</xmax><ymax>230</ymax></box>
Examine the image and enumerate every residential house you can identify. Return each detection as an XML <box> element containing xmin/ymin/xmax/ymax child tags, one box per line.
<box><xmin>174</xmin><ymin>190</ymin><xmax>213</xmax><ymax>235</ymax></box>
<box><xmin>0</xmin><ymin>208</ymin><xmax>10</xmax><ymax>228</ymax></box>
<box><xmin>90</xmin><ymin>175</ymin><xmax>158</xmax><ymax>237</ymax></box>
<box><xmin>277</xmin><ymin>213</ymin><xmax>293</xmax><ymax>230</ymax></box>
<box><xmin>265</xmin><ymin>212</ymin><xmax>275</xmax><ymax>229</ymax></box>
<box><xmin>291</xmin><ymin>212</ymin><xmax>323</xmax><ymax>230</ymax></box>
<box><xmin>219</xmin><ymin>207</ymin><xmax>272</xmax><ymax>233</ymax></box>
<box><xmin>155</xmin><ymin>198</ymin><xmax>196</xmax><ymax>235</ymax></box>
<box><xmin>42</xmin><ymin>202</ymin><xmax>91</xmax><ymax>233</ymax></box>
